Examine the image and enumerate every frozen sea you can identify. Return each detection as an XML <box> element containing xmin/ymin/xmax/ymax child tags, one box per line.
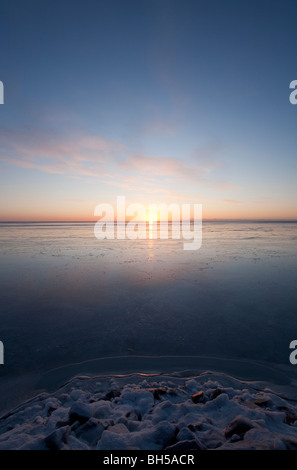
<box><xmin>0</xmin><ymin>221</ymin><xmax>297</xmax><ymax>414</ymax></box>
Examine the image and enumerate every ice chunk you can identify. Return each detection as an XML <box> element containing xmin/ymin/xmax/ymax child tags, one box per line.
<box><xmin>225</xmin><ymin>415</ymin><xmax>254</xmax><ymax>438</ymax></box>
<box><xmin>69</xmin><ymin>402</ymin><xmax>92</xmax><ymax>425</ymax></box>
<box><xmin>44</xmin><ymin>425</ymin><xmax>71</xmax><ymax>450</ymax></box>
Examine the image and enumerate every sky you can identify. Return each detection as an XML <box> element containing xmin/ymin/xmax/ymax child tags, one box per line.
<box><xmin>0</xmin><ymin>0</ymin><xmax>297</xmax><ymax>221</ymax></box>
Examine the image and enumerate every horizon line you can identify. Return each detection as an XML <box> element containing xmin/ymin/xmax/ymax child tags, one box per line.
<box><xmin>1</xmin><ymin>218</ymin><xmax>297</xmax><ymax>223</ymax></box>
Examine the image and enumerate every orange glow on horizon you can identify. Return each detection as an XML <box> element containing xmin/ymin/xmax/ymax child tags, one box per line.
<box><xmin>1</xmin><ymin>200</ymin><xmax>297</xmax><ymax>222</ymax></box>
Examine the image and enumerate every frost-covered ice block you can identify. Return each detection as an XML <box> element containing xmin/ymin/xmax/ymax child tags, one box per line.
<box><xmin>0</xmin><ymin>372</ymin><xmax>297</xmax><ymax>450</ymax></box>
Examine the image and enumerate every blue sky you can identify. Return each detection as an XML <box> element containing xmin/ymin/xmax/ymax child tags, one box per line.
<box><xmin>0</xmin><ymin>0</ymin><xmax>297</xmax><ymax>220</ymax></box>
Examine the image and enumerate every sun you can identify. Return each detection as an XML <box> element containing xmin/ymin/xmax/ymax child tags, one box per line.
<box><xmin>148</xmin><ymin>214</ymin><xmax>157</xmax><ymax>225</ymax></box>
<box><xmin>145</xmin><ymin>207</ymin><xmax>159</xmax><ymax>224</ymax></box>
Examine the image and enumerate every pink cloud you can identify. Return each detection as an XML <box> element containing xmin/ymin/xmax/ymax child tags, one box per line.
<box><xmin>0</xmin><ymin>126</ymin><xmax>231</xmax><ymax>195</ymax></box>
<box><xmin>118</xmin><ymin>154</ymin><xmax>208</xmax><ymax>180</ymax></box>
<box><xmin>0</xmin><ymin>127</ymin><xmax>124</xmax><ymax>163</ymax></box>
<box><xmin>0</xmin><ymin>127</ymin><xmax>126</xmax><ymax>179</ymax></box>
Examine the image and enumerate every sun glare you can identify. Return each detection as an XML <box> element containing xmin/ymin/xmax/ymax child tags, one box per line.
<box><xmin>148</xmin><ymin>215</ymin><xmax>157</xmax><ymax>225</ymax></box>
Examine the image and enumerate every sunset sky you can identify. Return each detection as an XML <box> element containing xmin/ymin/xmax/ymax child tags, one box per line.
<box><xmin>0</xmin><ymin>0</ymin><xmax>297</xmax><ymax>221</ymax></box>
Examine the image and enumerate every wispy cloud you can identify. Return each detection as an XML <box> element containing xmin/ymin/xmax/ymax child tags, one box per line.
<box><xmin>118</xmin><ymin>154</ymin><xmax>208</xmax><ymax>181</ymax></box>
<box><xmin>0</xmin><ymin>126</ymin><xmax>230</xmax><ymax>196</ymax></box>
<box><xmin>0</xmin><ymin>127</ymin><xmax>124</xmax><ymax>177</ymax></box>
<box><xmin>0</xmin><ymin>127</ymin><xmax>124</xmax><ymax>161</ymax></box>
